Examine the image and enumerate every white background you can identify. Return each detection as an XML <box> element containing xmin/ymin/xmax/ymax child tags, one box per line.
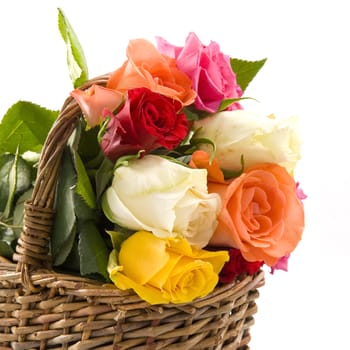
<box><xmin>1</xmin><ymin>1</ymin><xmax>349</xmax><ymax>348</ymax></box>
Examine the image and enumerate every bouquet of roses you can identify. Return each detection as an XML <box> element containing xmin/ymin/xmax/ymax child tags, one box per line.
<box><xmin>0</xmin><ymin>9</ymin><xmax>305</xmax><ymax>305</ymax></box>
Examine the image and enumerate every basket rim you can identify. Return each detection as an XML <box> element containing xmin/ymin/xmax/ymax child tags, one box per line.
<box><xmin>0</xmin><ymin>260</ymin><xmax>264</xmax><ymax>308</ymax></box>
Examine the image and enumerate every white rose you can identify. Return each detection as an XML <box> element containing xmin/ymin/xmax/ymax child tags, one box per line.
<box><xmin>193</xmin><ymin>110</ymin><xmax>301</xmax><ymax>173</ymax></box>
<box><xmin>102</xmin><ymin>155</ymin><xmax>221</xmax><ymax>248</ymax></box>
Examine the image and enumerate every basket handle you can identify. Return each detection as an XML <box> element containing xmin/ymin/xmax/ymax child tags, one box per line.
<box><xmin>13</xmin><ymin>75</ymin><xmax>110</xmax><ymax>292</ymax></box>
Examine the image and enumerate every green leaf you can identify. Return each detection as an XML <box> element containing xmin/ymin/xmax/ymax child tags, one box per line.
<box><xmin>66</xmin><ymin>122</ymin><xmax>96</xmax><ymax>210</ymax></box>
<box><xmin>77</xmin><ymin>124</ymin><xmax>101</xmax><ymax>164</ymax></box>
<box><xmin>73</xmin><ymin>191</ymin><xmax>96</xmax><ymax>222</ymax></box>
<box><xmin>218</xmin><ymin>96</ymin><xmax>259</xmax><ymax>111</ymax></box>
<box><xmin>0</xmin><ymin>153</ymin><xmax>32</xmax><ymax>215</ymax></box>
<box><xmin>95</xmin><ymin>157</ymin><xmax>114</xmax><ymax>202</ymax></box>
<box><xmin>12</xmin><ymin>188</ymin><xmax>33</xmax><ymax>237</ymax></box>
<box><xmin>73</xmin><ymin>150</ymin><xmax>96</xmax><ymax>209</ymax></box>
<box><xmin>0</xmin><ymin>101</ymin><xmax>58</xmax><ymax>155</ymax></box>
<box><xmin>106</xmin><ymin>229</ymin><xmax>134</xmax><ymax>251</ymax></box>
<box><xmin>60</xmin><ymin>238</ymin><xmax>80</xmax><ymax>273</ymax></box>
<box><xmin>183</xmin><ymin>107</ymin><xmax>200</xmax><ymax>121</ymax></box>
<box><xmin>230</xmin><ymin>57</ymin><xmax>267</xmax><ymax>92</ymax></box>
<box><xmin>78</xmin><ymin>221</ymin><xmax>109</xmax><ymax>280</ymax></box>
<box><xmin>84</xmin><ymin>151</ymin><xmax>105</xmax><ymax>175</ymax></box>
<box><xmin>222</xmin><ymin>154</ymin><xmax>245</xmax><ymax>179</ymax></box>
<box><xmin>58</xmin><ymin>8</ymin><xmax>89</xmax><ymax>88</ymax></box>
<box><xmin>156</xmin><ymin>144</ymin><xmax>195</xmax><ymax>158</ymax></box>
<box><xmin>3</xmin><ymin>148</ymin><xmax>19</xmax><ymax>218</ymax></box>
<box><xmin>0</xmin><ymin>226</ymin><xmax>17</xmax><ymax>259</ymax></box>
<box><xmin>0</xmin><ymin>241</ymin><xmax>14</xmax><ymax>259</ymax></box>
<box><xmin>55</xmin><ymin>224</ymin><xmax>78</xmax><ymax>267</ymax></box>
<box><xmin>183</xmin><ymin>106</ymin><xmax>209</xmax><ymax>121</ymax></box>
<box><xmin>67</xmin><ymin>123</ymin><xmax>82</xmax><ymax>152</ymax></box>
<box><xmin>107</xmin><ymin>249</ymin><xmax>118</xmax><ymax>274</ymax></box>
<box><xmin>115</xmin><ymin>151</ymin><xmax>144</xmax><ymax>169</ymax></box>
<box><xmin>51</xmin><ymin>148</ymin><xmax>78</xmax><ymax>266</ymax></box>
<box><xmin>191</xmin><ymin>137</ymin><xmax>216</xmax><ymax>153</ymax></box>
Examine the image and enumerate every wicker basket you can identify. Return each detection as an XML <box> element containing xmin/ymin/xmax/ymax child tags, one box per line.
<box><xmin>0</xmin><ymin>75</ymin><xmax>265</xmax><ymax>350</ymax></box>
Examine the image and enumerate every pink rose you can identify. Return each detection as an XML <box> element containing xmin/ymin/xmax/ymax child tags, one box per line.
<box><xmin>156</xmin><ymin>32</ymin><xmax>242</xmax><ymax>113</ymax></box>
<box><xmin>100</xmin><ymin>87</ymin><xmax>188</xmax><ymax>161</ymax></box>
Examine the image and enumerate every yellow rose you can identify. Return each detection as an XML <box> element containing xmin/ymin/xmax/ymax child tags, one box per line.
<box><xmin>108</xmin><ymin>231</ymin><xmax>229</xmax><ymax>304</ymax></box>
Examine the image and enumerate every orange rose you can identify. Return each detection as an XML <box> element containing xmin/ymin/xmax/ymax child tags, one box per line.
<box><xmin>107</xmin><ymin>39</ymin><xmax>196</xmax><ymax>107</ymax></box>
<box><xmin>190</xmin><ymin>151</ymin><xmax>304</xmax><ymax>266</ymax></box>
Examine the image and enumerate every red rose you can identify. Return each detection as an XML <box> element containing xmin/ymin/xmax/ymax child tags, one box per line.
<box><xmin>219</xmin><ymin>248</ymin><xmax>263</xmax><ymax>284</ymax></box>
<box><xmin>100</xmin><ymin>87</ymin><xmax>189</xmax><ymax>161</ymax></box>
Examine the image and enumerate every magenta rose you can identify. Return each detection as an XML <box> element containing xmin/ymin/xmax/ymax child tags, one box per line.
<box><xmin>156</xmin><ymin>32</ymin><xmax>243</xmax><ymax>113</ymax></box>
<box><xmin>100</xmin><ymin>87</ymin><xmax>189</xmax><ymax>161</ymax></box>
<box><xmin>270</xmin><ymin>254</ymin><xmax>290</xmax><ymax>274</ymax></box>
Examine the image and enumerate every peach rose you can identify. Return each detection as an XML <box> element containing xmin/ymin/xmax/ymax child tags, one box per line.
<box><xmin>190</xmin><ymin>151</ymin><xmax>304</xmax><ymax>266</ymax></box>
<box><xmin>70</xmin><ymin>84</ymin><xmax>124</xmax><ymax>127</ymax></box>
<box><xmin>107</xmin><ymin>39</ymin><xmax>196</xmax><ymax>107</ymax></box>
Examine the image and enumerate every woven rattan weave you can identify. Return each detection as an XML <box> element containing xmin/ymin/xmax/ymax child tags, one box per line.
<box><xmin>0</xmin><ymin>75</ymin><xmax>265</xmax><ymax>350</ymax></box>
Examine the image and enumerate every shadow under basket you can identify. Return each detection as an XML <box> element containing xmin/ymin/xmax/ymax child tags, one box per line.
<box><xmin>0</xmin><ymin>75</ymin><xmax>265</xmax><ymax>350</ymax></box>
